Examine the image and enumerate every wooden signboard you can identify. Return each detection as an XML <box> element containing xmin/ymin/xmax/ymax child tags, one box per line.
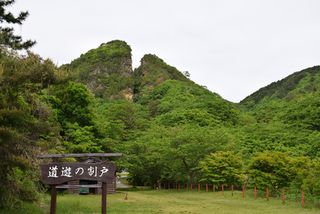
<box><xmin>40</xmin><ymin>161</ymin><xmax>116</xmax><ymax>214</ymax></box>
<box><xmin>40</xmin><ymin>162</ymin><xmax>116</xmax><ymax>184</ymax></box>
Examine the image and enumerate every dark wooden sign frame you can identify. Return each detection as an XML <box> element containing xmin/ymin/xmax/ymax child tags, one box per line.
<box><xmin>39</xmin><ymin>153</ymin><xmax>122</xmax><ymax>214</ymax></box>
<box><xmin>41</xmin><ymin>162</ymin><xmax>116</xmax><ymax>184</ymax></box>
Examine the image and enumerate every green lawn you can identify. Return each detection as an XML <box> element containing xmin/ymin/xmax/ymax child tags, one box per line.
<box><xmin>1</xmin><ymin>190</ymin><xmax>319</xmax><ymax>214</ymax></box>
<box><xmin>55</xmin><ymin>190</ymin><xmax>318</xmax><ymax>214</ymax></box>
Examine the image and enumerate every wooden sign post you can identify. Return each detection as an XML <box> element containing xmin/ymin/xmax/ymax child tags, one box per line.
<box><xmin>39</xmin><ymin>153</ymin><xmax>120</xmax><ymax>214</ymax></box>
<box><xmin>50</xmin><ymin>185</ymin><xmax>57</xmax><ymax>214</ymax></box>
<box><xmin>102</xmin><ymin>182</ymin><xmax>107</xmax><ymax>214</ymax></box>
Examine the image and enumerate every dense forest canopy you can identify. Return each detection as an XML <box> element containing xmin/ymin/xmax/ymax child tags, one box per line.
<box><xmin>1</xmin><ymin>1</ymin><xmax>320</xmax><ymax>209</ymax></box>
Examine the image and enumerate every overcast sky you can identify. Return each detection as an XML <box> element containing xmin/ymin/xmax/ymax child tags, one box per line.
<box><xmin>11</xmin><ymin>0</ymin><xmax>320</xmax><ymax>102</ymax></box>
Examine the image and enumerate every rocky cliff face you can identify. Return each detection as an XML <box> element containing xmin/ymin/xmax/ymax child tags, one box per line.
<box><xmin>61</xmin><ymin>40</ymin><xmax>133</xmax><ymax>99</ymax></box>
<box><xmin>63</xmin><ymin>41</ymin><xmax>192</xmax><ymax>101</ymax></box>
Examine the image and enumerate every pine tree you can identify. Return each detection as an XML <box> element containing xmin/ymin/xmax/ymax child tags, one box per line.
<box><xmin>0</xmin><ymin>0</ymin><xmax>35</xmax><ymax>50</ymax></box>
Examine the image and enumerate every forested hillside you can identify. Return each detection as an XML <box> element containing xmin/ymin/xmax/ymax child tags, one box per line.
<box><xmin>241</xmin><ymin>66</ymin><xmax>320</xmax><ymax>108</ymax></box>
<box><xmin>239</xmin><ymin>66</ymin><xmax>320</xmax><ymax>157</ymax></box>
<box><xmin>1</xmin><ymin>2</ymin><xmax>320</xmax><ymax>208</ymax></box>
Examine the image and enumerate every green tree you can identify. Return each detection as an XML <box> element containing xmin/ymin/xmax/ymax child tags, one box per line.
<box><xmin>44</xmin><ymin>82</ymin><xmax>101</xmax><ymax>153</ymax></box>
<box><xmin>124</xmin><ymin>123</ymin><xmax>224</xmax><ymax>186</ymax></box>
<box><xmin>302</xmin><ymin>159</ymin><xmax>320</xmax><ymax>196</ymax></box>
<box><xmin>198</xmin><ymin>151</ymin><xmax>244</xmax><ymax>186</ymax></box>
<box><xmin>0</xmin><ymin>0</ymin><xmax>35</xmax><ymax>50</ymax></box>
<box><xmin>162</xmin><ymin>125</ymin><xmax>233</xmax><ymax>184</ymax></box>
<box><xmin>47</xmin><ymin>82</ymin><xmax>94</xmax><ymax>127</ymax></box>
<box><xmin>248</xmin><ymin>151</ymin><xmax>298</xmax><ymax>193</ymax></box>
<box><xmin>63</xmin><ymin>123</ymin><xmax>100</xmax><ymax>153</ymax></box>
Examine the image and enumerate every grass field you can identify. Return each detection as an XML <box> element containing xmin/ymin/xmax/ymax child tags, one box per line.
<box><xmin>1</xmin><ymin>190</ymin><xmax>319</xmax><ymax>214</ymax></box>
<box><xmin>53</xmin><ymin>190</ymin><xmax>320</xmax><ymax>214</ymax></box>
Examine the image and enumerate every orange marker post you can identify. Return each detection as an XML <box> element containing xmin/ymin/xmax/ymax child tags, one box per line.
<box><xmin>222</xmin><ymin>184</ymin><xmax>224</xmax><ymax>195</ymax></box>
<box><xmin>254</xmin><ymin>185</ymin><xmax>257</xmax><ymax>200</ymax></box>
<box><xmin>242</xmin><ymin>185</ymin><xmax>245</xmax><ymax>198</ymax></box>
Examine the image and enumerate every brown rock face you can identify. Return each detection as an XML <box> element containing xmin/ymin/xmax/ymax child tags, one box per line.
<box><xmin>63</xmin><ymin>40</ymin><xmax>133</xmax><ymax>99</ymax></box>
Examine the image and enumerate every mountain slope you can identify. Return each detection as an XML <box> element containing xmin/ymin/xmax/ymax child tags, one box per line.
<box><xmin>133</xmin><ymin>54</ymin><xmax>190</xmax><ymax>101</ymax></box>
<box><xmin>238</xmin><ymin>66</ymin><xmax>320</xmax><ymax>157</ymax></box>
<box><xmin>130</xmin><ymin>53</ymin><xmax>239</xmax><ymax>126</ymax></box>
<box><xmin>240</xmin><ymin>66</ymin><xmax>320</xmax><ymax>108</ymax></box>
<box><xmin>239</xmin><ymin>66</ymin><xmax>320</xmax><ymax>126</ymax></box>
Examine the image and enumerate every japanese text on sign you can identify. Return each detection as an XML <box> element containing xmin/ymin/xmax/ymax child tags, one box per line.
<box><xmin>48</xmin><ymin>166</ymin><xmax>109</xmax><ymax>178</ymax></box>
<box><xmin>40</xmin><ymin>162</ymin><xmax>116</xmax><ymax>185</ymax></box>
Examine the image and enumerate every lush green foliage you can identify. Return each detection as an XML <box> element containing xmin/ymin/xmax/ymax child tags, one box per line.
<box><xmin>0</xmin><ymin>52</ymin><xmax>60</xmax><ymax>208</ymax></box>
<box><xmin>236</xmin><ymin>67</ymin><xmax>320</xmax><ymax>197</ymax></box>
<box><xmin>43</xmin><ymin>81</ymin><xmax>102</xmax><ymax>153</ymax></box>
<box><xmin>119</xmin><ymin>77</ymin><xmax>241</xmax><ymax>185</ymax></box>
<box><xmin>248</xmin><ymin>152</ymin><xmax>298</xmax><ymax>190</ymax></box>
<box><xmin>199</xmin><ymin>151</ymin><xmax>244</xmax><ymax>185</ymax></box>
